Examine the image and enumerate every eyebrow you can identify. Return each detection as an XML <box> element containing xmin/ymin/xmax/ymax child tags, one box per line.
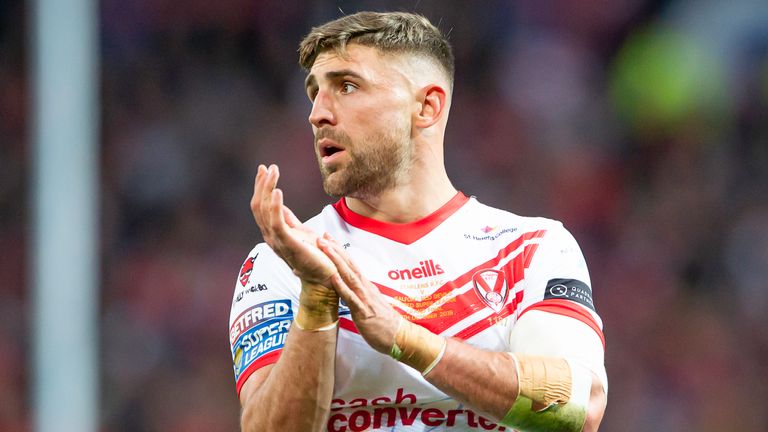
<box><xmin>304</xmin><ymin>69</ymin><xmax>365</xmax><ymax>91</ymax></box>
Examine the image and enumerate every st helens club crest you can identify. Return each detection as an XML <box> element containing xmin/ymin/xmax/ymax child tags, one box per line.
<box><xmin>472</xmin><ymin>269</ymin><xmax>509</xmax><ymax>313</ymax></box>
<box><xmin>239</xmin><ymin>254</ymin><xmax>257</xmax><ymax>287</ymax></box>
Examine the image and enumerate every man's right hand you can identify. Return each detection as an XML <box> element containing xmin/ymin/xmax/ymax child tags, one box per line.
<box><xmin>250</xmin><ymin>164</ymin><xmax>337</xmax><ymax>286</ymax></box>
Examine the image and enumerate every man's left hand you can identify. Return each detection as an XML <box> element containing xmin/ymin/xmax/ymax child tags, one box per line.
<box><xmin>317</xmin><ymin>234</ymin><xmax>401</xmax><ymax>353</ymax></box>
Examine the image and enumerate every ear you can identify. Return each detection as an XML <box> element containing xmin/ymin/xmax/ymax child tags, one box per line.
<box><xmin>413</xmin><ymin>84</ymin><xmax>447</xmax><ymax>129</ymax></box>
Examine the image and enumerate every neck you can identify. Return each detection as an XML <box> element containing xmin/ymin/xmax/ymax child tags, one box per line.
<box><xmin>345</xmin><ymin>162</ymin><xmax>456</xmax><ymax>223</ymax></box>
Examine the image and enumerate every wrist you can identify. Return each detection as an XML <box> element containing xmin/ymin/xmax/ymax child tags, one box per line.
<box><xmin>390</xmin><ymin>318</ymin><xmax>446</xmax><ymax>375</ymax></box>
<box><xmin>296</xmin><ymin>281</ymin><xmax>339</xmax><ymax>330</ymax></box>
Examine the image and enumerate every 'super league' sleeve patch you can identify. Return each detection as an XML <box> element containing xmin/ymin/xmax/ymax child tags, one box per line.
<box><xmin>543</xmin><ymin>278</ymin><xmax>595</xmax><ymax>311</ymax></box>
<box><xmin>230</xmin><ymin>299</ymin><xmax>293</xmax><ymax>383</ymax></box>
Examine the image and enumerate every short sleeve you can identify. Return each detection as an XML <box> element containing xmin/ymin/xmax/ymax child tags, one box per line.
<box><xmin>228</xmin><ymin>243</ymin><xmax>300</xmax><ymax>395</ymax></box>
<box><xmin>515</xmin><ymin>222</ymin><xmax>604</xmax><ymax>347</ymax></box>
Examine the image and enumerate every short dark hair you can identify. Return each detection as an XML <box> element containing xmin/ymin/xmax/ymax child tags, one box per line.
<box><xmin>298</xmin><ymin>11</ymin><xmax>454</xmax><ymax>84</ymax></box>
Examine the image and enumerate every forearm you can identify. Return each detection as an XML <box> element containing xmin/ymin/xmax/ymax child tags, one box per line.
<box><xmin>241</xmin><ymin>284</ymin><xmax>339</xmax><ymax>432</ymax></box>
<box><xmin>424</xmin><ymin>339</ymin><xmax>605</xmax><ymax>431</ymax></box>
<box><xmin>424</xmin><ymin>338</ymin><xmax>518</xmax><ymax>419</ymax></box>
<box><xmin>240</xmin><ymin>324</ymin><xmax>337</xmax><ymax>431</ymax></box>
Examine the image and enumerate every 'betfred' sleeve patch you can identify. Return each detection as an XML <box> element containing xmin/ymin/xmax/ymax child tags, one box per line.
<box><xmin>543</xmin><ymin>278</ymin><xmax>595</xmax><ymax>311</ymax></box>
<box><xmin>230</xmin><ymin>299</ymin><xmax>293</xmax><ymax>383</ymax></box>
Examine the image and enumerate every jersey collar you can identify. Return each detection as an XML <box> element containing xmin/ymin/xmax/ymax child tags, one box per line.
<box><xmin>332</xmin><ymin>192</ymin><xmax>470</xmax><ymax>245</ymax></box>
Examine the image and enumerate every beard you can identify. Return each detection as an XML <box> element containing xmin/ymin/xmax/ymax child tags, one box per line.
<box><xmin>315</xmin><ymin>121</ymin><xmax>413</xmax><ymax>199</ymax></box>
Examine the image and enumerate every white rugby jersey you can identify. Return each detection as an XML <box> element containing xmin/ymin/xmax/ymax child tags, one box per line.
<box><xmin>229</xmin><ymin>193</ymin><xmax>604</xmax><ymax>431</ymax></box>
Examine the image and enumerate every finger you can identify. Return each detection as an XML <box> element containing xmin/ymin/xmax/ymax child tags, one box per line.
<box><xmin>269</xmin><ymin>189</ymin><xmax>311</xmax><ymax>253</ymax></box>
<box><xmin>329</xmin><ymin>273</ymin><xmax>371</xmax><ymax>316</ymax></box>
<box><xmin>250</xmin><ymin>164</ymin><xmax>268</xmax><ymax>219</ymax></box>
<box><xmin>319</xmin><ymin>237</ymin><xmax>365</xmax><ymax>293</ymax></box>
<box><xmin>251</xmin><ymin>165</ymin><xmax>276</xmax><ymax>243</ymax></box>
<box><xmin>323</xmin><ymin>233</ymin><xmax>364</xmax><ymax>275</ymax></box>
<box><xmin>258</xmin><ymin>165</ymin><xmax>280</xmax><ymax>229</ymax></box>
<box><xmin>254</xmin><ymin>165</ymin><xmax>275</xmax><ymax>209</ymax></box>
<box><xmin>253</xmin><ymin>164</ymin><xmax>266</xmax><ymax>194</ymax></box>
<box><xmin>266</xmin><ymin>164</ymin><xmax>279</xmax><ymax>191</ymax></box>
<box><xmin>258</xmin><ymin>165</ymin><xmax>278</xmax><ymax>208</ymax></box>
<box><xmin>268</xmin><ymin>188</ymin><xmax>290</xmax><ymax>239</ymax></box>
<box><xmin>321</xmin><ymin>235</ymin><xmax>362</xmax><ymax>280</ymax></box>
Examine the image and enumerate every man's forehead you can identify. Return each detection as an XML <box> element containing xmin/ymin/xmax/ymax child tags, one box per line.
<box><xmin>309</xmin><ymin>44</ymin><xmax>382</xmax><ymax>75</ymax></box>
<box><xmin>304</xmin><ymin>44</ymin><xmax>435</xmax><ymax>92</ymax></box>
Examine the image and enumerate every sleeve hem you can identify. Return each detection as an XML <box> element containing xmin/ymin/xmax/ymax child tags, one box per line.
<box><xmin>235</xmin><ymin>350</ymin><xmax>283</xmax><ymax>397</ymax></box>
<box><xmin>519</xmin><ymin>300</ymin><xmax>605</xmax><ymax>348</ymax></box>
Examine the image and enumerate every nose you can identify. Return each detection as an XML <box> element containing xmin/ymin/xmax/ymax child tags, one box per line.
<box><xmin>308</xmin><ymin>91</ymin><xmax>336</xmax><ymax>128</ymax></box>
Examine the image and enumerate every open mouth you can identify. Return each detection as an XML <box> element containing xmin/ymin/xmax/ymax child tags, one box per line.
<box><xmin>318</xmin><ymin>138</ymin><xmax>345</xmax><ymax>158</ymax></box>
<box><xmin>322</xmin><ymin>145</ymin><xmax>342</xmax><ymax>157</ymax></box>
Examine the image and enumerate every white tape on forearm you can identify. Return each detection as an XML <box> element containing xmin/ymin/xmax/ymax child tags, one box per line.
<box><xmin>566</xmin><ymin>359</ymin><xmax>591</xmax><ymax>409</ymax></box>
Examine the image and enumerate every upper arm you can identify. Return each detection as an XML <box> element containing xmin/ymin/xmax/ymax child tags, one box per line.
<box><xmin>509</xmin><ymin>311</ymin><xmax>607</xmax><ymax>431</ymax></box>
<box><xmin>509</xmin><ymin>222</ymin><xmax>607</xmax><ymax>429</ymax></box>
<box><xmin>509</xmin><ymin>310</ymin><xmax>607</xmax><ymax>395</ymax></box>
<box><xmin>229</xmin><ymin>244</ymin><xmax>299</xmax><ymax>398</ymax></box>
<box><xmin>512</xmin><ymin>222</ymin><xmax>606</xmax><ymax>391</ymax></box>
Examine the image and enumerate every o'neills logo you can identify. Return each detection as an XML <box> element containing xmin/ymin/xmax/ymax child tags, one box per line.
<box><xmin>387</xmin><ymin>260</ymin><xmax>444</xmax><ymax>280</ymax></box>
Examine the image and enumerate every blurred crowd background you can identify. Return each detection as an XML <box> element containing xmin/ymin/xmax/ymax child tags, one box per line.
<box><xmin>2</xmin><ymin>0</ymin><xmax>768</xmax><ymax>430</ymax></box>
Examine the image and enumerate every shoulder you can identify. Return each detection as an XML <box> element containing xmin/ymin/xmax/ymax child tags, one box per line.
<box><xmin>238</xmin><ymin>242</ymin><xmax>292</xmax><ymax>278</ymax></box>
<box><xmin>231</xmin><ymin>242</ymin><xmax>299</xmax><ymax>309</ymax></box>
<box><xmin>464</xmin><ymin>197</ymin><xmax>571</xmax><ymax>238</ymax></box>
<box><xmin>304</xmin><ymin>202</ymin><xmax>346</xmax><ymax>233</ymax></box>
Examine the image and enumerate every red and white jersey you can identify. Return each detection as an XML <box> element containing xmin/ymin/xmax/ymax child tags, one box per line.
<box><xmin>229</xmin><ymin>193</ymin><xmax>604</xmax><ymax>431</ymax></box>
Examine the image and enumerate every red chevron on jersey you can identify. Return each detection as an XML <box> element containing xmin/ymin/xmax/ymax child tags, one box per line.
<box><xmin>375</xmin><ymin>230</ymin><xmax>544</xmax><ymax>300</ymax></box>
<box><xmin>370</xmin><ymin>235</ymin><xmax>544</xmax><ymax>338</ymax></box>
<box><xmin>373</xmin><ymin>244</ymin><xmax>541</xmax><ymax>335</ymax></box>
<box><xmin>453</xmin><ymin>290</ymin><xmax>524</xmax><ymax>340</ymax></box>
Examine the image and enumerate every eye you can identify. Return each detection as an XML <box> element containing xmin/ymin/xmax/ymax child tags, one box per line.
<box><xmin>340</xmin><ymin>82</ymin><xmax>357</xmax><ymax>95</ymax></box>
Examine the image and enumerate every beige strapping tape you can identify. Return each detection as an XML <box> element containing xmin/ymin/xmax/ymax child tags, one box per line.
<box><xmin>515</xmin><ymin>353</ymin><xmax>572</xmax><ymax>410</ymax></box>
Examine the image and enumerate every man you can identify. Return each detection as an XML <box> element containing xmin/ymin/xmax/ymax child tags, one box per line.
<box><xmin>229</xmin><ymin>11</ymin><xmax>607</xmax><ymax>432</ymax></box>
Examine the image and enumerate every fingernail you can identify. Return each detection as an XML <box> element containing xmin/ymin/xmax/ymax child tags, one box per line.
<box><xmin>317</xmin><ymin>238</ymin><xmax>327</xmax><ymax>247</ymax></box>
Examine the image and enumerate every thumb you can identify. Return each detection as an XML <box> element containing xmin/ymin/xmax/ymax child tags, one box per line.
<box><xmin>282</xmin><ymin>205</ymin><xmax>302</xmax><ymax>228</ymax></box>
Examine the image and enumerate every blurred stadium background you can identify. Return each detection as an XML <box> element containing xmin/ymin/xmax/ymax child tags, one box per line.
<box><xmin>2</xmin><ymin>0</ymin><xmax>768</xmax><ymax>430</ymax></box>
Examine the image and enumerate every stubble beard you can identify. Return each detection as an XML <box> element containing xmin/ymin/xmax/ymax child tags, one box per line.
<box><xmin>315</xmin><ymin>123</ymin><xmax>413</xmax><ymax>199</ymax></box>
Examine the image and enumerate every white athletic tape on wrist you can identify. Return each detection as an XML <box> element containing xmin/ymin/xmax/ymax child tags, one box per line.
<box><xmin>421</xmin><ymin>338</ymin><xmax>447</xmax><ymax>377</ymax></box>
<box><xmin>293</xmin><ymin>319</ymin><xmax>339</xmax><ymax>332</ymax></box>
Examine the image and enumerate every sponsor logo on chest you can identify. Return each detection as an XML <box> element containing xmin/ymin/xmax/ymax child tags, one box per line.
<box><xmin>387</xmin><ymin>259</ymin><xmax>444</xmax><ymax>281</ymax></box>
